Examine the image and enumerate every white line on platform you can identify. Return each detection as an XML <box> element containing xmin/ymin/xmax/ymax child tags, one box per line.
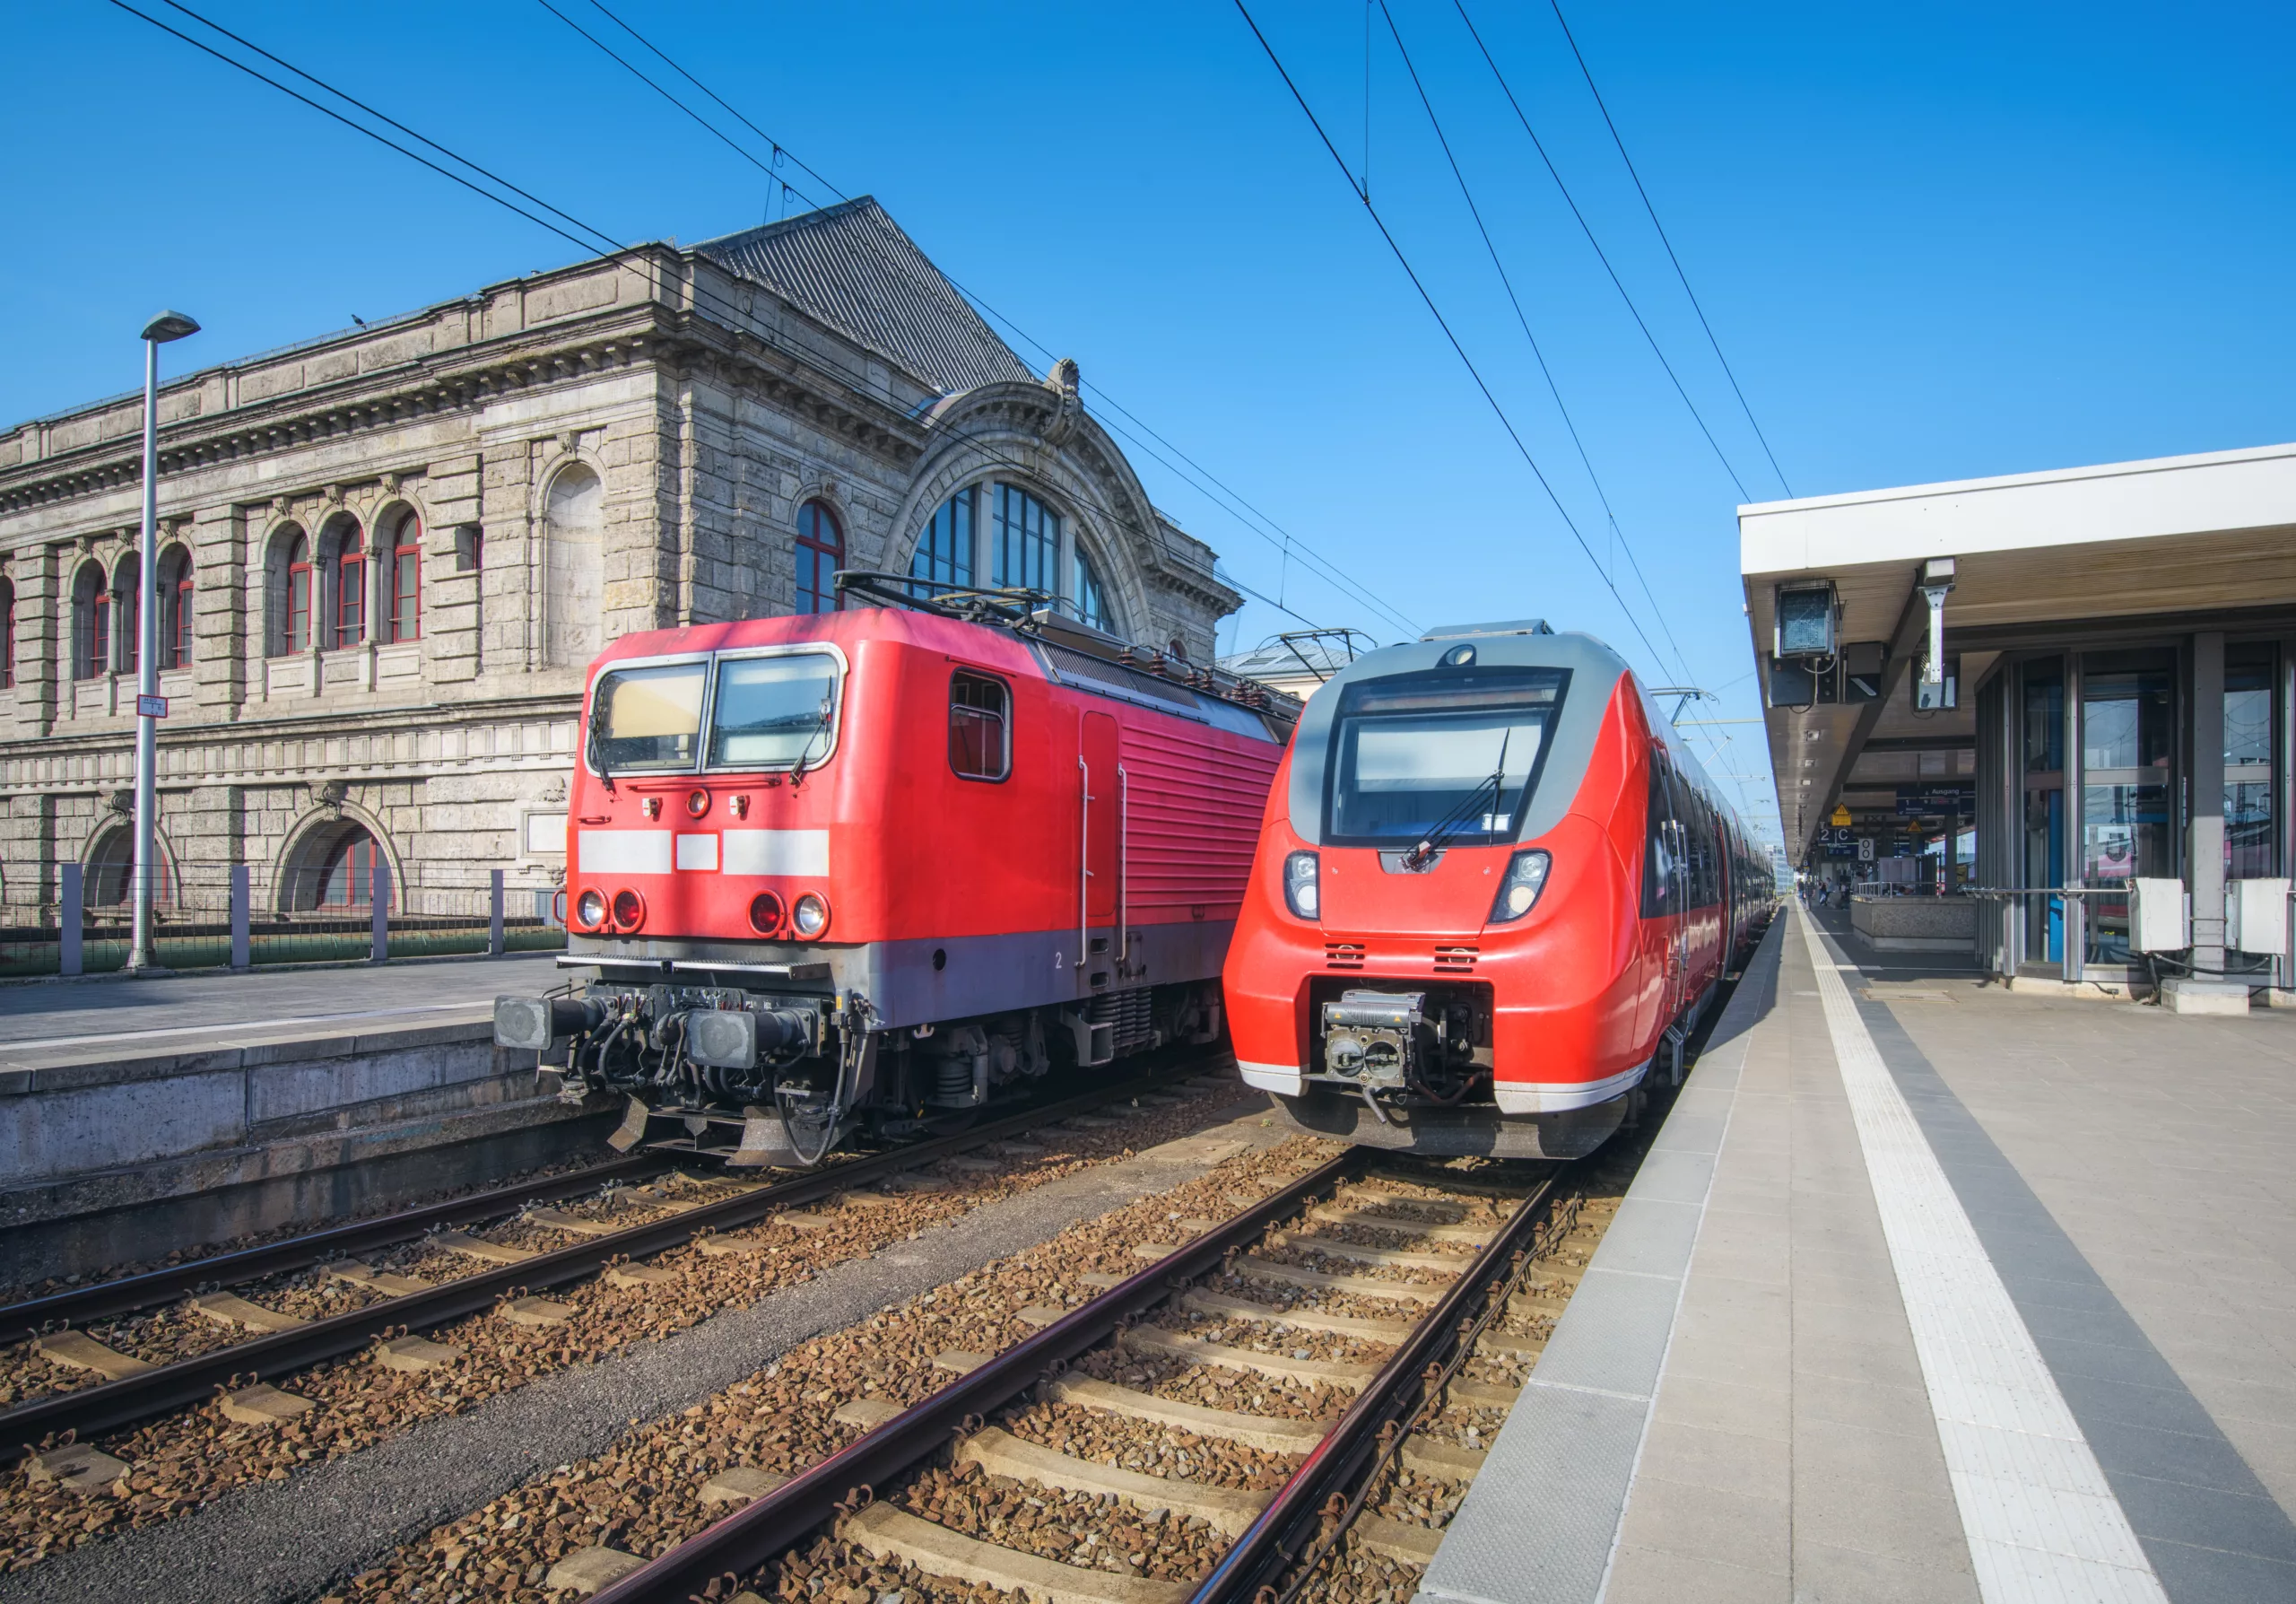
<box><xmin>5</xmin><ymin>1000</ymin><xmax>485</xmax><ymax>1051</ymax></box>
<box><xmin>1796</xmin><ymin>909</ymin><xmax>2166</xmax><ymax>1604</ymax></box>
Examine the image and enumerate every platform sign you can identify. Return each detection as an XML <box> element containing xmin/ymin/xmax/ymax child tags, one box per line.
<box><xmin>135</xmin><ymin>693</ymin><xmax>168</xmax><ymax>719</ymax></box>
<box><xmin>1895</xmin><ymin>785</ymin><xmax>1971</xmax><ymax>816</ymax></box>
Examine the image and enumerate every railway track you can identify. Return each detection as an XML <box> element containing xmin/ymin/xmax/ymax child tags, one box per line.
<box><xmin>0</xmin><ymin>1058</ymin><xmax>1241</xmax><ymax>1481</ymax></box>
<box><xmin>370</xmin><ymin>1140</ymin><xmax>1629</xmax><ymax>1604</ymax></box>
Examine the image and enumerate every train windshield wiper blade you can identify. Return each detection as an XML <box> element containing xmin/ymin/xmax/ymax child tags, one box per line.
<box><xmin>1405</xmin><ymin>729</ymin><xmax>1511</xmax><ymax>868</ymax></box>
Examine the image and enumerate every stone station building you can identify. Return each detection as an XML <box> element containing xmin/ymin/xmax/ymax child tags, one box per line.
<box><xmin>0</xmin><ymin>198</ymin><xmax>1238</xmax><ymax>919</ymax></box>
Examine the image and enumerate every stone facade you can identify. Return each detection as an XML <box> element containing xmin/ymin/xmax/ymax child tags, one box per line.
<box><xmin>0</xmin><ymin>200</ymin><xmax>1239</xmax><ymax>915</ymax></box>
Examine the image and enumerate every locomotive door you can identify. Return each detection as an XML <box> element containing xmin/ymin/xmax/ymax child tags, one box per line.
<box><xmin>1082</xmin><ymin>711</ymin><xmax>1119</xmax><ymax>933</ymax></box>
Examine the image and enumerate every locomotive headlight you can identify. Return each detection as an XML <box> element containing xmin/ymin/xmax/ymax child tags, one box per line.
<box><xmin>1283</xmin><ymin>850</ymin><xmax>1321</xmax><ymax>920</ymax></box>
<box><xmin>791</xmin><ymin>893</ymin><xmax>831</xmax><ymax>938</ymax></box>
<box><xmin>573</xmin><ymin>888</ymin><xmax>608</xmax><ymax>930</ymax></box>
<box><xmin>1489</xmin><ymin>850</ymin><xmax>1552</xmax><ymax>924</ymax></box>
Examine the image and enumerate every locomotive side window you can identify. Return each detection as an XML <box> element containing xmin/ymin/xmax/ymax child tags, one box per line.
<box><xmin>949</xmin><ymin>671</ymin><xmax>1012</xmax><ymax>780</ymax></box>
<box><xmin>1323</xmin><ymin>667</ymin><xmax>1569</xmax><ymax>848</ymax></box>
<box><xmin>709</xmin><ymin>652</ymin><xmax>842</xmax><ymax>769</ymax></box>
<box><xmin>592</xmin><ymin>661</ymin><xmax>706</xmax><ymax>770</ymax></box>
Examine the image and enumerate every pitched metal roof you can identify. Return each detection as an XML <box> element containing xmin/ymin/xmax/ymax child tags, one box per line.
<box><xmin>695</xmin><ymin>197</ymin><xmax>1035</xmax><ymax>397</ymax></box>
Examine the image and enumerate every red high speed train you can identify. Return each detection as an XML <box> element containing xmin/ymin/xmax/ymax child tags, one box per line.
<box><xmin>1222</xmin><ymin>621</ymin><xmax>1774</xmax><ymax>1159</ymax></box>
<box><xmin>493</xmin><ymin>579</ymin><xmax>1294</xmax><ymax>1164</ymax></box>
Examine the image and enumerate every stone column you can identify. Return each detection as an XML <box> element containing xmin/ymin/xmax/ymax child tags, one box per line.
<box><xmin>192</xmin><ymin>503</ymin><xmax>242</xmax><ymax>712</ymax></box>
<box><xmin>425</xmin><ymin>453</ymin><xmax>483</xmax><ymax>685</ymax></box>
<box><xmin>480</xmin><ymin>444</ymin><xmax>533</xmax><ymax>673</ymax></box>
<box><xmin>15</xmin><ymin>543</ymin><xmax>60</xmax><ymax>737</ymax></box>
<box><xmin>2189</xmin><ymin>631</ymin><xmax>2226</xmax><ymax>972</ymax></box>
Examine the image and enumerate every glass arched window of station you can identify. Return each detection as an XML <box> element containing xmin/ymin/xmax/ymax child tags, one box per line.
<box><xmin>2010</xmin><ymin>642</ymin><xmax>2280</xmax><ymax>974</ymax></box>
<box><xmin>909</xmin><ymin>483</ymin><xmax>1118</xmax><ymax>634</ymax></box>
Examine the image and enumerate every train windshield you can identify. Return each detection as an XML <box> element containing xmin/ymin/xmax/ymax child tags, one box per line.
<box><xmin>709</xmin><ymin>652</ymin><xmax>842</xmax><ymax>769</ymax></box>
<box><xmin>1324</xmin><ymin>667</ymin><xmax>1570</xmax><ymax>847</ymax></box>
<box><xmin>591</xmin><ymin>661</ymin><xmax>706</xmax><ymax>771</ymax></box>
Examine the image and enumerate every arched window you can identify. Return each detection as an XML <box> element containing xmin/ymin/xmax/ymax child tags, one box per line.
<box><xmin>992</xmin><ymin>484</ymin><xmax>1057</xmax><ymax>593</ymax></box>
<box><xmin>387</xmin><ymin>510</ymin><xmax>422</xmax><ymax>642</ymax></box>
<box><xmin>544</xmin><ymin>463</ymin><xmax>604</xmax><ymax>667</ymax></box>
<box><xmin>89</xmin><ymin>824</ymin><xmax>172</xmax><ymax>907</ymax></box>
<box><xmin>268</xmin><ymin>527</ymin><xmax>311</xmax><ymax>657</ymax></box>
<box><xmin>113</xmin><ymin>554</ymin><xmax>140</xmax><ymax>676</ymax></box>
<box><xmin>795</xmin><ymin>499</ymin><xmax>844</xmax><ymax>615</ymax></box>
<box><xmin>318</xmin><ymin>828</ymin><xmax>378</xmax><ymax>909</ymax></box>
<box><xmin>157</xmin><ymin>545</ymin><xmax>194</xmax><ymax>670</ymax></box>
<box><xmin>0</xmin><ymin>575</ymin><xmax>16</xmax><ymax>690</ymax></box>
<box><xmin>325</xmin><ymin>517</ymin><xmax>365</xmax><ymax>649</ymax></box>
<box><xmin>1074</xmin><ymin>547</ymin><xmax>1110</xmax><ymax>634</ymax></box>
<box><xmin>73</xmin><ymin>562</ymin><xmax>109</xmax><ymax>680</ymax></box>
<box><xmin>909</xmin><ymin>488</ymin><xmax>973</xmax><ymax>597</ymax></box>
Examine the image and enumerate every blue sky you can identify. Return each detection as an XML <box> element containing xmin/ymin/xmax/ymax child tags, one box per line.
<box><xmin>6</xmin><ymin>2</ymin><xmax>2292</xmax><ymax>841</ymax></box>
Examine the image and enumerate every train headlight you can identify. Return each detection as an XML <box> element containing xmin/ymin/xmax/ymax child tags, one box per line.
<box><xmin>1283</xmin><ymin>850</ymin><xmax>1321</xmax><ymax>920</ymax></box>
<box><xmin>573</xmin><ymin>888</ymin><xmax>608</xmax><ymax>931</ymax></box>
<box><xmin>611</xmin><ymin>888</ymin><xmax>646</xmax><ymax>931</ymax></box>
<box><xmin>1489</xmin><ymin>850</ymin><xmax>1552</xmax><ymax>924</ymax></box>
<box><xmin>791</xmin><ymin>893</ymin><xmax>831</xmax><ymax>939</ymax></box>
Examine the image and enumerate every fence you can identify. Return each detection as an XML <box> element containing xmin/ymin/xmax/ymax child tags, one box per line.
<box><xmin>0</xmin><ymin>862</ymin><xmax>566</xmax><ymax>977</ymax></box>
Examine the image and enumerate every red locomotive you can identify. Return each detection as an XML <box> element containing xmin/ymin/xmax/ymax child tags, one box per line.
<box><xmin>1222</xmin><ymin>621</ymin><xmax>1773</xmax><ymax>1159</ymax></box>
<box><xmin>494</xmin><ymin>578</ymin><xmax>1295</xmax><ymax>1164</ymax></box>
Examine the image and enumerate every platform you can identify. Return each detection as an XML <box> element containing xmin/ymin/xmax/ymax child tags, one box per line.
<box><xmin>0</xmin><ymin>953</ymin><xmax>587</xmax><ymax>1280</ymax></box>
<box><xmin>1419</xmin><ymin>905</ymin><xmax>2296</xmax><ymax>1604</ymax></box>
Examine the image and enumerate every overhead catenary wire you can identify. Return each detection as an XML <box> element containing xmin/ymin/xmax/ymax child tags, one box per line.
<box><xmin>115</xmin><ymin>0</ymin><xmax>1318</xmax><ymax>645</ymax></box>
<box><xmin>1377</xmin><ymin>0</ymin><xmax>1691</xmax><ymax>685</ymax></box>
<box><xmin>537</xmin><ymin>0</ymin><xmax>1418</xmax><ymax>641</ymax></box>
<box><xmin>1545</xmin><ymin>0</ymin><xmax>1792</xmax><ymax>497</ymax></box>
<box><xmin>1449</xmin><ymin>0</ymin><xmax>1755</xmax><ymax>503</ymax></box>
<box><xmin>1230</xmin><ymin>0</ymin><xmax>1673</xmax><ymax>674</ymax></box>
<box><xmin>114</xmin><ymin>0</ymin><xmax>1363</xmax><ymax>646</ymax></box>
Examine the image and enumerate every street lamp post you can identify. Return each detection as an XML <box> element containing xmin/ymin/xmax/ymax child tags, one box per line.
<box><xmin>128</xmin><ymin>309</ymin><xmax>199</xmax><ymax>975</ymax></box>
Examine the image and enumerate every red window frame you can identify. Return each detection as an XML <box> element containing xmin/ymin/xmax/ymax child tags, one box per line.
<box><xmin>171</xmin><ymin>568</ymin><xmax>195</xmax><ymax>668</ymax></box>
<box><xmin>795</xmin><ymin>500</ymin><xmax>844</xmax><ymax>615</ymax></box>
<box><xmin>287</xmin><ymin>535</ymin><xmax>313</xmax><ymax>654</ymax></box>
<box><xmin>319</xmin><ymin>834</ymin><xmax>377</xmax><ymax>909</ymax></box>
<box><xmin>390</xmin><ymin>517</ymin><xmax>422</xmax><ymax>642</ymax></box>
<box><xmin>335</xmin><ymin>537</ymin><xmax>365</xmax><ymax>649</ymax></box>
<box><xmin>82</xmin><ymin>588</ymin><xmax>109</xmax><ymax>681</ymax></box>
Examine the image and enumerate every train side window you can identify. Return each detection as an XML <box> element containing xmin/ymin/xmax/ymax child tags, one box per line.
<box><xmin>1641</xmin><ymin>752</ymin><xmax>1676</xmax><ymax>916</ymax></box>
<box><xmin>950</xmin><ymin>671</ymin><xmax>1011</xmax><ymax>781</ymax></box>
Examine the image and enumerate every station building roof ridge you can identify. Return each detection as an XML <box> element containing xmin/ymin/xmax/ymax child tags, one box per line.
<box><xmin>692</xmin><ymin>196</ymin><xmax>1036</xmax><ymax>398</ymax></box>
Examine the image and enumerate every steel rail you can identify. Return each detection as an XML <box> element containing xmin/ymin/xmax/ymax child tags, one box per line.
<box><xmin>1184</xmin><ymin>1166</ymin><xmax>1561</xmax><ymax>1602</ymax></box>
<box><xmin>583</xmin><ymin>1151</ymin><xmax>1359</xmax><ymax>1604</ymax></box>
<box><xmin>0</xmin><ymin>1059</ymin><xmax>1221</xmax><ymax>1465</ymax></box>
<box><xmin>1</xmin><ymin>1152</ymin><xmax>669</xmax><ymax>1334</ymax></box>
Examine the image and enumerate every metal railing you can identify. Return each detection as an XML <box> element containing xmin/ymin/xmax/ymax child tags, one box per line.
<box><xmin>0</xmin><ymin>862</ymin><xmax>565</xmax><ymax>977</ymax></box>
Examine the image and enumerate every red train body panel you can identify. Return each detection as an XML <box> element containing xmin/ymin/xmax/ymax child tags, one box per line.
<box><xmin>498</xmin><ymin>601</ymin><xmax>1294</xmax><ymax>1164</ymax></box>
<box><xmin>1222</xmin><ymin>623</ymin><xmax>1773</xmax><ymax>1159</ymax></box>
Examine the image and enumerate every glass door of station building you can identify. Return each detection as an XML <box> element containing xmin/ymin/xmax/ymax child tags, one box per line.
<box><xmin>2013</xmin><ymin>643</ymin><xmax>2282</xmax><ymax>977</ymax></box>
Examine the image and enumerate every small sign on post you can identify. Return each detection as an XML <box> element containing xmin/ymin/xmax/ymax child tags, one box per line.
<box><xmin>135</xmin><ymin>693</ymin><xmax>168</xmax><ymax>719</ymax></box>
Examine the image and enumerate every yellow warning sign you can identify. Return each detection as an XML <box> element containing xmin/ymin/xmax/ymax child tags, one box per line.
<box><xmin>1829</xmin><ymin>805</ymin><xmax>1853</xmax><ymax>828</ymax></box>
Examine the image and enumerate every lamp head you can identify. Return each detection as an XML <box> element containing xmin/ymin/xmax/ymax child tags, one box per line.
<box><xmin>141</xmin><ymin>310</ymin><xmax>200</xmax><ymax>344</ymax></box>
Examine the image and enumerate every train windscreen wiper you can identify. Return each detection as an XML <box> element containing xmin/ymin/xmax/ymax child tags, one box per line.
<box><xmin>1403</xmin><ymin>729</ymin><xmax>1510</xmax><ymax>870</ymax></box>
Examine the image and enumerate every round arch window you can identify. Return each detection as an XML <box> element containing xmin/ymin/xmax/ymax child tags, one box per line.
<box><xmin>795</xmin><ymin>500</ymin><xmax>844</xmax><ymax>615</ymax></box>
